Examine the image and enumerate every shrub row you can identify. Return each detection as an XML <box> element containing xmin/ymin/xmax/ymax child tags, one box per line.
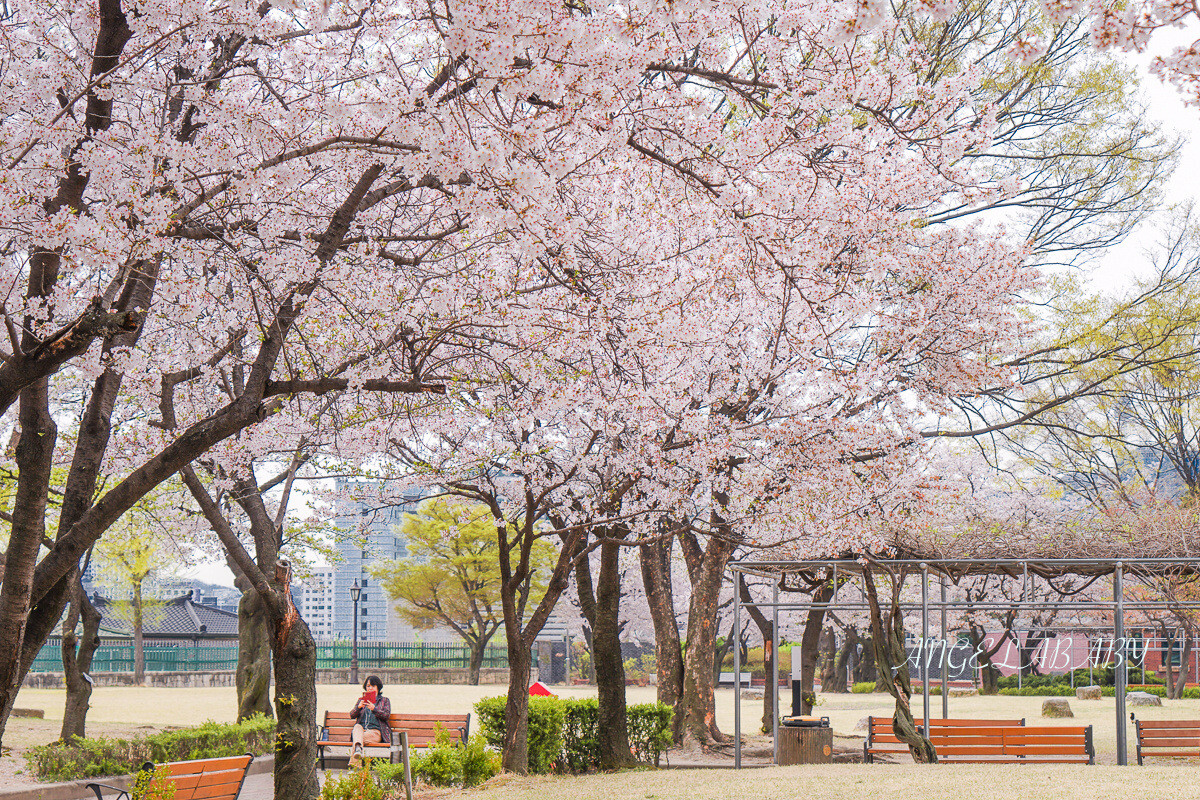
<box><xmin>996</xmin><ymin>667</ymin><xmax>1164</xmax><ymax>690</ymax></box>
<box><xmin>25</xmin><ymin>715</ymin><xmax>275</xmax><ymax>782</ymax></box>
<box><xmin>997</xmin><ymin>685</ymin><xmax>1200</xmax><ymax>698</ymax></box>
<box><xmin>475</xmin><ymin>696</ymin><xmax>672</xmax><ymax>773</ymax></box>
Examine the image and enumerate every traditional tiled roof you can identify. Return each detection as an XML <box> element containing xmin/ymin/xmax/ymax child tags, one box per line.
<box><xmin>93</xmin><ymin>593</ymin><xmax>239</xmax><ymax>639</ymax></box>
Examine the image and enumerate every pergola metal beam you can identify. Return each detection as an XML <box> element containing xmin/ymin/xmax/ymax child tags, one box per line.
<box><xmin>730</xmin><ymin>555</ymin><xmax>1200</xmax><ymax>769</ymax></box>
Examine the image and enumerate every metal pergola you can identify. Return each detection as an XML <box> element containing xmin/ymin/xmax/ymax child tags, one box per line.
<box><xmin>730</xmin><ymin>557</ymin><xmax>1200</xmax><ymax>767</ymax></box>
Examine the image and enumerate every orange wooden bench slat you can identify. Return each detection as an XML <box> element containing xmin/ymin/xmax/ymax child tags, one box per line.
<box><xmin>86</xmin><ymin>755</ymin><xmax>253</xmax><ymax>800</ymax></box>
<box><xmin>162</xmin><ymin>756</ymin><xmax>253</xmax><ymax>776</ymax></box>
<box><xmin>1137</xmin><ymin>719</ymin><xmax>1200</xmax><ymax>728</ymax></box>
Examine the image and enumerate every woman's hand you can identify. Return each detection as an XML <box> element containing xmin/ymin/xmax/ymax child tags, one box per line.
<box><xmin>362</xmin><ymin>701</ymin><xmax>375</xmax><ymax>711</ymax></box>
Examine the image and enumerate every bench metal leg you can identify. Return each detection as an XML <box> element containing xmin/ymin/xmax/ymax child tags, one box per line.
<box><xmin>400</xmin><ymin>731</ymin><xmax>413</xmax><ymax>800</ymax></box>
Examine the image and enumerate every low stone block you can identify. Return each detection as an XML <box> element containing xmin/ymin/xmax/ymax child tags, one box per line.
<box><xmin>1076</xmin><ymin>685</ymin><xmax>1102</xmax><ymax>700</ymax></box>
<box><xmin>949</xmin><ymin>688</ymin><xmax>978</xmax><ymax>697</ymax></box>
<box><xmin>1127</xmin><ymin>691</ymin><xmax>1163</xmax><ymax>707</ymax></box>
<box><xmin>1041</xmin><ymin>698</ymin><xmax>1074</xmax><ymax>718</ymax></box>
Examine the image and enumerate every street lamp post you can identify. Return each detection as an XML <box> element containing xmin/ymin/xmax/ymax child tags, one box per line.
<box><xmin>350</xmin><ymin>580</ymin><xmax>362</xmax><ymax>684</ymax></box>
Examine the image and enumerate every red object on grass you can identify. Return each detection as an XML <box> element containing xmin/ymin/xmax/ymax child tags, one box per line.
<box><xmin>529</xmin><ymin>681</ymin><xmax>553</xmax><ymax>696</ymax></box>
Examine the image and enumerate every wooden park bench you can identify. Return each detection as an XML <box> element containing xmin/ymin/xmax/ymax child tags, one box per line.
<box><xmin>317</xmin><ymin>711</ymin><xmax>471</xmax><ymax>769</ymax></box>
<box><xmin>928</xmin><ymin>724</ymin><xmax>1094</xmax><ymax>764</ymax></box>
<box><xmin>864</xmin><ymin>717</ymin><xmax>1025</xmax><ymax>763</ymax></box>
<box><xmin>85</xmin><ymin>754</ymin><xmax>254</xmax><ymax>800</ymax></box>
<box><xmin>1134</xmin><ymin>718</ymin><xmax>1200</xmax><ymax>764</ymax></box>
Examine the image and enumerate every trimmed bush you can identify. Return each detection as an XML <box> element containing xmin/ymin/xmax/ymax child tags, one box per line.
<box><xmin>321</xmin><ymin>763</ymin><xmax>388</xmax><ymax>800</ymax></box>
<box><xmin>475</xmin><ymin>695</ymin><xmax>673</xmax><ymax>773</ymax></box>
<box><xmin>25</xmin><ymin>715</ymin><xmax>274</xmax><ymax>782</ymax></box>
<box><xmin>475</xmin><ymin>695</ymin><xmax>564</xmax><ymax>774</ymax></box>
<box><xmin>851</xmin><ymin>682</ymin><xmax>877</xmax><ymax>694</ymax></box>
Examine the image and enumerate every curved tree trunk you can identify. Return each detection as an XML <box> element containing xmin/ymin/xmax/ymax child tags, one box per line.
<box><xmin>864</xmin><ymin>569</ymin><xmax>936</xmax><ymax>764</ymax></box>
<box><xmin>640</xmin><ymin>536</ymin><xmax>684</xmax><ymax>741</ymax></box>
<box><xmin>818</xmin><ymin>626</ymin><xmax>839</xmax><ymax>690</ymax></box>
<box><xmin>236</xmin><ymin>579</ymin><xmax>273</xmax><ymax>721</ymax></box>
<box><xmin>60</xmin><ymin>569</ymin><xmax>101</xmax><ymax>742</ymax></box>
<box><xmin>268</xmin><ymin>581</ymin><xmax>319</xmax><ymax>800</ymax></box>
<box><xmin>678</xmin><ymin>534</ymin><xmax>735</xmax><ymax>747</ymax></box>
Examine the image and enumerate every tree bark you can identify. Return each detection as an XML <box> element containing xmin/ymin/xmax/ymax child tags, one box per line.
<box><xmin>132</xmin><ymin>579</ymin><xmax>145</xmax><ymax>685</ymax></box>
<box><xmin>593</xmin><ymin>536</ymin><xmax>633</xmax><ymax>768</ymax></box>
<box><xmin>60</xmin><ymin>570</ymin><xmax>101</xmax><ymax>742</ymax></box>
<box><xmin>818</xmin><ymin>626</ymin><xmax>839</xmax><ymax>690</ymax></box>
<box><xmin>468</xmin><ymin>639</ymin><xmax>486</xmax><ymax>686</ymax></box>
<box><xmin>270</xmin><ymin>581</ymin><xmax>319</xmax><ymax>800</ymax></box>
<box><xmin>830</xmin><ymin>627</ymin><xmax>859</xmax><ymax>693</ymax></box>
<box><xmin>678</xmin><ymin>534</ymin><xmax>734</xmax><ymax>747</ymax></box>
<box><xmin>236</xmin><ymin>578</ymin><xmax>273</xmax><ymax>721</ymax></box>
<box><xmin>501</xmin><ymin>632</ymin><xmax>532</xmax><ymax>772</ymax></box>
<box><xmin>1174</xmin><ymin>633</ymin><xmax>1191</xmax><ymax>699</ymax></box>
<box><xmin>864</xmin><ymin>568</ymin><xmax>936</xmax><ymax>764</ymax></box>
<box><xmin>796</xmin><ymin>582</ymin><xmax>833</xmax><ymax>715</ymax></box>
<box><xmin>737</xmin><ymin>576</ymin><xmax>775</xmax><ymax>733</ymax></box>
<box><xmin>640</xmin><ymin>536</ymin><xmax>684</xmax><ymax>741</ymax></box>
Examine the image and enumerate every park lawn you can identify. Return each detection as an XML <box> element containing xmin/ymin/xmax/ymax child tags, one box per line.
<box><xmin>8</xmin><ymin>684</ymin><xmax>1200</xmax><ymax>768</ymax></box>
<box><xmin>475</xmin><ymin>763</ymin><xmax>1200</xmax><ymax>800</ymax></box>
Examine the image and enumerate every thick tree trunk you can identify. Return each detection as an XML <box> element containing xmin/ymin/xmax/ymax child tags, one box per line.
<box><xmin>237</xmin><ymin>582</ymin><xmax>273</xmax><ymax>720</ymax></box>
<box><xmin>269</xmin><ymin>584</ymin><xmax>319</xmax><ymax>800</ymax></box>
<box><xmin>468</xmin><ymin>639</ymin><xmax>486</xmax><ymax>686</ymax></box>
<box><xmin>818</xmin><ymin>626</ymin><xmax>839</xmax><ymax>690</ymax></box>
<box><xmin>830</xmin><ymin>627</ymin><xmax>859</xmax><ymax>693</ymax></box>
<box><xmin>864</xmin><ymin>569</ymin><xmax>936</xmax><ymax>764</ymax></box>
<box><xmin>501</xmin><ymin>637</ymin><xmax>532</xmax><ymax>772</ymax></box>
<box><xmin>594</xmin><ymin>538</ymin><xmax>633</xmax><ymax>767</ymax></box>
<box><xmin>855</xmin><ymin>636</ymin><xmax>877</xmax><ymax>685</ymax></box>
<box><xmin>0</xmin><ymin>381</ymin><xmax>58</xmax><ymax>739</ymax></box>
<box><xmin>679</xmin><ymin>536</ymin><xmax>734</xmax><ymax>747</ymax></box>
<box><xmin>1018</xmin><ymin>630</ymin><xmax>1047</xmax><ymax>677</ymax></box>
<box><xmin>640</xmin><ymin>537</ymin><xmax>684</xmax><ymax>741</ymax></box>
<box><xmin>60</xmin><ymin>572</ymin><xmax>101</xmax><ymax>742</ymax></box>
<box><xmin>797</xmin><ymin>583</ymin><xmax>833</xmax><ymax>714</ymax></box>
<box><xmin>1174</xmin><ymin>634</ymin><xmax>1191</xmax><ymax>699</ymax></box>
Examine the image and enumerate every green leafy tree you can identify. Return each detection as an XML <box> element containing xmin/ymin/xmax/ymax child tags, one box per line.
<box><xmin>372</xmin><ymin>499</ymin><xmax>555</xmax><ymax>685</ymax></box>
<box><xmin>93</xmin><ymin>487</ymin><xmax>185</xmax><ymax>685</ymax></box>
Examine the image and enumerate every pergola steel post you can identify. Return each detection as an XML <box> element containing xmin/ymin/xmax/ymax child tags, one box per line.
<box><xmin>921</xmin><ymin>563</ymin><xmax>930</xmax><ymax>723</ymax></box>
<box><xmin>1115</xmin><ymin>562</ymin><xmax>1127</xmax><ymax>766</ymax></box>
<box><xmin>941</xmin><ymin>577</ymin><xmax>949</xmax><ymax>718</ymax></box>
<box><xmin>772</xmin><ymin>582</ymin><xmax>780</xmax><ymax>764</ymax></box>
<box><xmin>734</xmin><ymin>583</ymin><xmax>742</xmax><ymax>769</ymax></box>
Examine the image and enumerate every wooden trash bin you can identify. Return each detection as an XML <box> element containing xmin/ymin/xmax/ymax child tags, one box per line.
<box><xmin>776</xmin><ymin>720</ymin><xmax>833</xmax><ymax>765</ymax></box>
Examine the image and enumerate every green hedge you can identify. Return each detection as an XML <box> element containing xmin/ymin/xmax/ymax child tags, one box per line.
<box><xmin>475</xmin><ymin>695</ymin><xmax>672</xmax><ymax>773</ymax></box>
<box><xmin>998</xmin><ymin>685</ymin><xmax>1200</xmax><ymax>699</ymax></box>
<box><xmin>25</xmin><ymin>715</ymin><xmax>275</xmax><ymax>782</ymax></box>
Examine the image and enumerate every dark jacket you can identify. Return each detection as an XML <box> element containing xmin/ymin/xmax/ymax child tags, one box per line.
<box><xmin>350</xmin><ymin>695</ymin><xmax>392</xmax><ymax>745</ymax></box>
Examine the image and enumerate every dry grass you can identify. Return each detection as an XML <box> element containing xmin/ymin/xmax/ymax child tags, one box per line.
<box><xmin>5</xmin><ymin>683</ymin><xmax>1199</xmax><ymax>793</ymax></box>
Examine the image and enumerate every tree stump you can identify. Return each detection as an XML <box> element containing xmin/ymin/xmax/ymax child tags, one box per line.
<box><xmin>1076</xmin><ymin>685</ymin><xmax>1102</xmax><ymax>700</ymax></box>
<box><xmin>776</xmin><ymin>726</ymin><xmax>834</xmax><ymax>765</ymax></box>
<box><xmin>1127</xmin><ymin>691</ymin><xmax>1163</xmax><ymax>707</ymax></box>
<box><xmin>1041</xmin><ymin>698</ymin><xmax>1074</xmax><ymax>717</ymax></box>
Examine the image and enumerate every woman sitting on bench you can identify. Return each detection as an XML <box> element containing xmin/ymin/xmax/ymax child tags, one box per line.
<box><xmin>349</xmin><ymin>675</ymin><xmax>392</xmax><ymax>767</ymax></box>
